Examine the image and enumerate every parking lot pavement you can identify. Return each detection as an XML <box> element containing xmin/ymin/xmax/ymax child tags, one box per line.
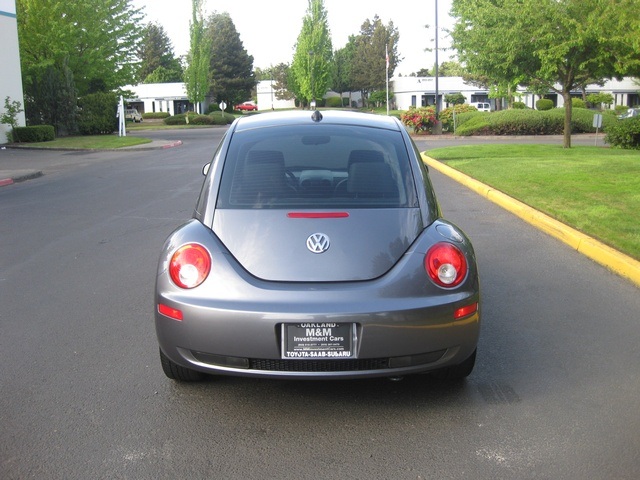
<box><xmin>0</xmin><ymin>139</ymin><xmax>181</xmax><ymax>187</ymax></box>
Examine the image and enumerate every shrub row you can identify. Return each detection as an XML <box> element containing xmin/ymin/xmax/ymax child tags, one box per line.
<box><xmin>453</xmin><ymin>108</ymin><xmax>618</xmax><ymax>136</ymax></box>
<box><xmin>142</xmin><ymin>112</ymin><xmax>170</xmax><ymax>119</ymax></box>
<box><xmin>163</xmin><ymin>112</ymin><xmax>235</xmax><ymax>126</ymax></box>
<box><xmin>13</xmin><ymin>125</ymin><xmax>55</xmax><ymax>143</ymax></box>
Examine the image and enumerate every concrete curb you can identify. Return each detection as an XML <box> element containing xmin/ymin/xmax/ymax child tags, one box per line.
<box><xmin>0</xmin><ymin>170</ymin><xmax>44</xmax><ymax>187</ymax></box>
<box><xmin>422</xmin><ymin>153</ymin><xmax>640</xmax><ymax>289</ymax></box>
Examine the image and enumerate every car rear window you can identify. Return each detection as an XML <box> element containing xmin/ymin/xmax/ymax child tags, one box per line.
<box><xmin>216</xmin><ymin>124</ymin><xmax>418</xmax><ymax>209</ymax></box>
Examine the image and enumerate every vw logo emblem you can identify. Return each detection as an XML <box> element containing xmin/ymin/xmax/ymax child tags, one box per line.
<box><xmin>306</xmin><ymin>233</ymin><xmax>330</xmax><ymax>254</ymax></box>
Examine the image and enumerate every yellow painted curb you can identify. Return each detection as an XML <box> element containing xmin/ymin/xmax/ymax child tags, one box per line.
<box><xmin>422</xmin><ymin>153</ymin><xmax>640</xmax><ymax>288</ymax></box>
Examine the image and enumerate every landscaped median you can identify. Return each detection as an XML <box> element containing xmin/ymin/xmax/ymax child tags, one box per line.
<box><xmin>421</xmin><ymin>145</ymin><xmax>640</xmax><ymax>288</ymax></box>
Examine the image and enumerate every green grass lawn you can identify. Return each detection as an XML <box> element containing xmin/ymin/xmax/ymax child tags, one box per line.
<box><xmin>427</xmin><ymin>144</ymin><xmax>640</xmax><ymax>260</ymax></box>
<box><xmin>27</xmin><ymin>135</ymin><xmax>151</xmax><ymax>149</ymax></box>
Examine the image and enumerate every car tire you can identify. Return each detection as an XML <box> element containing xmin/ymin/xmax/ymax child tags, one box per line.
<box><xmin>429</xmin><ymin>349</ymin><xmax>476</xmax><ymax>380</ymax></box>
<box><xmin>160</xmin><ymin>349</ymin><xmax>205</xmax><ymax>381</ymax></box>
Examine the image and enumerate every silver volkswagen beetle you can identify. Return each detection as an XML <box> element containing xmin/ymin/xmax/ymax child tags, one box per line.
<box><xmin>155</xmin><ymin>110</ymin><xmax>480</xmax><ymax>382</ymax></box>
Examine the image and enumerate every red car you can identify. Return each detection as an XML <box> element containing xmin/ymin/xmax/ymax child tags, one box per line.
<box><xmin>234</xmin><ymin>101</ymin><xmax>258</xmax><ymax>112</ymax></box>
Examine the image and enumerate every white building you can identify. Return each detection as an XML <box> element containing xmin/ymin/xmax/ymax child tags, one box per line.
<box><xmin>0</xmin><ymin>0</ymin><xmax>25</xmax><ymax>144</ymax></box>
<box><xmin>255</xmin><ymin>80</ymin><xmax>364</xmax><ymax>110</ymax></box>
<box><xmin>123</xmin><ymin>83</ymin><xmax>195</xmax><ymax>116</ymax></box>
<box><xmin>111</xmin><ymin>75</ymin><xmax>640</xmax><ymax>119</ymax></box>
<box><xmin>256</xmin><ymin>80</ymin><xmax>296</xmax><ymax>110</ymax></box>
<box><xmin>392</xmin><ymin>76</ymin><xmax>639</xmax><ymax>111</ymax></box>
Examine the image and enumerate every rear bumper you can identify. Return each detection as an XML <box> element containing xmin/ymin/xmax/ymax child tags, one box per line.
<box><xmin>155</xmin><ymin>293</ymin><xmax>480</xmax><ymax>380</ymax></box>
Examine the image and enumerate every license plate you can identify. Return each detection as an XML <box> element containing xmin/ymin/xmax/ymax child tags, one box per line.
<box><xmin>282</xmin><ymin>323</ymin><xmax>355</xmax><ymax>359</ymax></box>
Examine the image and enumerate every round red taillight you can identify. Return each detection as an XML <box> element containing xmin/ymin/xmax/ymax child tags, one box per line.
<box><xmin>425</xmin><ymin>242</ymin><xmax>468</xmax><ymax>288</ymax></box>
<box><xmin>169</xmin><ymin>244</ymin><xmax>211</xmax><ymax>289</ymax></box>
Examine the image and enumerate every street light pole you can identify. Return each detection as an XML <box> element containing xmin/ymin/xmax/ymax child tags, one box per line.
<box><xmin>309</xmin><ymin>50</ymin><xmax>316</xmax><ymax>110</ymax></box>
<box><xmin>434</xmin><ymin>0</ymin><xmax>442</xmax><ymax>134</ymax></box>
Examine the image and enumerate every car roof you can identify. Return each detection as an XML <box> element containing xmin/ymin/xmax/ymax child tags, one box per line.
<box><xmin>232</xmin><ymin>110</ymin><xmax>402</xmax><ymax>133</ymax></box>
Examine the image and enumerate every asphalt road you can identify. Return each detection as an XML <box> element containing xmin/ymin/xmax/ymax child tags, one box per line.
<box><xmin>1</xmin><ymin>128</ymin><xmax>639</xmax><ymax>479</ymax></box>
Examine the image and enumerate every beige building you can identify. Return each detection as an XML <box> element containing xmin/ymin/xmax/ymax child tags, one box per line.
<box><xmin>0</xmin><ymin>0</ymin><xmax>25</xmax><ymax>144</ymax></box>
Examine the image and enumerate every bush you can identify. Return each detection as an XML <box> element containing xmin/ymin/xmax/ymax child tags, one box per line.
<box><xmin>163</xmin><ymin>112</ymin><xmax>235</xmax><ymax>126</ymax></box>
<box><xmin>400</xmin><ymin>106</ymin><xmax>437</xmax><ymax>134</ymax></box>
<box><xmin>325</xmin><ymin>96</ymin><xmax>343</xmax><ymax>108</ymax></box>
<box><xmin>604</xmin><ymin>117</ymin><xmax>640</xmax><ymax>149</ymax></box>
<box><xmin>77</xmin><ymin>92</ymin><xmax>118</xmax><ymax>135</ymax></box>
<box><xmin>208</xmin><ymin>111</ymin><xmax>235</xmax><ymax>125</ymax></box>
<box><xmin>536</xmin><ymin>99</ymin><xmax>554</xmax><ymax>111</ymax></box>
<box><xmin>512</xmin><ymin>102</ymin><xmax>527</xmax><ymax>109</ymax></box>
<box><xmin>13</xmin><ymin>125</ymin><xmax>55</xmax><ymax>142</ymax></box>
<box><xmin>572</xmin><ymin>98</ymin><xmax>587</xmax><ymax>109</ymax></box>
<box><xmin>164</xmin><ymin>113</ymin><xmax>196</xmax><ymax>125</ymax></box>
<box><xmin>142</xmin><ymin>112</ymin><xmax>170</xmax><ymax>119</ymax></box>
<box><xmin>439</xmin><ymin>104</ymin><xmax>480</xmax><ymax>132</ymax></box>
<box><xmin>206</xmin><ymin>103</ymin><xmax>233</xmax><ymax>114</ymax></box>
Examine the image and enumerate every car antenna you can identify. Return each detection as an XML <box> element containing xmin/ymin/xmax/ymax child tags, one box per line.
<box><xmin>311</xmin><ymin>110</ymin><xmax>323</xmax><ymax>123</ymax></box>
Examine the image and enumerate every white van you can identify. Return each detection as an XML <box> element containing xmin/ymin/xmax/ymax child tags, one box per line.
<box><xmin>469</xmin><ymin>102</ymin><xmax>491</xmax><ymax>112</ymax></box>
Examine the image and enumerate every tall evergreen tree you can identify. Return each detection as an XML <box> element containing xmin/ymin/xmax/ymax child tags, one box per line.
<box><xmin>350</xmin><ymin>16</ymin><xmax>400</xmax><ymax>105</ymax></box>
<box><xmin>291</xmin><ymin>0</ymin><xmax>333</xmax><ymax>107</ymax></box>
<box><xmin>206</xmin><ymin>12</ymin><xmax>255</xmax><ymax>106</ymax></box>
<box><xmin>137</xmin><ymin>23</ymin><xmax>183</xmax><ymax>84</ymax></box>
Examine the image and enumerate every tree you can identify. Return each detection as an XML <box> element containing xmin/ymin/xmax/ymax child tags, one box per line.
<box><xmin>24</xmin><ymin>59</ymin><xmax>78</xmax><ymax>135</ymax></box>
<box><xmin>17</xmin><ymin>0</ymin><xmax>143</xmax><ymax>96</ymax></box>
<box><xmin>586</xmin><ymin>92</ymin><xmax>614</xmax><ymax>110</ymax></box>
<box><xmin>184</xmin><ymin>0</ymin><xmax>211</xmax><ymax>113</ymax></box>
<box><xmin>1</xmin><ymin>97</ymin><xmax>24</xmax><ymax>142</ymax></box>
<box><xmin>137</xmin><ymin>23</ymin><xmax>183</xmax><ymax>83</ymax></box>
<box><xmin>451</xmin><ymin>0</ymin><xmax>640</xmax><ymax>148</ymax></box>
<box><xmin>332</xmin><ymin>36</ymin><xmax>357</xmax><ymax>104</ymax></box>
<box><xmin>205</xmin><ymin>12</ymin><xmax>255</xmax><ymax>106</ymax></box>
<box><xmin>291</xmin><ymin>0</ymin><xmax>333</xmax><ymax>107</ymax></box>
<box><xmin>350</xmin><ymin>16</ymin><xmax>400</xmax><ymax>106</ymax></box>
<box><xmin>271</xmin><ymin>63</ymin><xmax>296</xmax><ymax>102</ymax></box>
<box><xmin>415</xmin><ymin>61</ymin><xmax>465</xmax><ymax>77</ymax></box>
<box><xmin>444</xmin><ymin>92</ymin><xmax>465</xmax><ymax>105</ymax></box>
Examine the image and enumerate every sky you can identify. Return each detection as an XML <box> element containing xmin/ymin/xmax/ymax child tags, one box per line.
<box><xmin>130</xmin><ymin>0</ymin><xmax>455</xmax><ymax>76</ymax></box>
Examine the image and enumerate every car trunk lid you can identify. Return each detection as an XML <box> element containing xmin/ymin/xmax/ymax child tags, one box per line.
<box><xmin>212</xmin><ymin>209</ymin><xmax>423</xmax><ymax>282</ymax></box>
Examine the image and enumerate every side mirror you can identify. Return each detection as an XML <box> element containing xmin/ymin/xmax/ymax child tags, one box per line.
<box><xmin>202</xmin><ymin>163</ymin><xmax>210</xmax><ymax>176</ymax></box>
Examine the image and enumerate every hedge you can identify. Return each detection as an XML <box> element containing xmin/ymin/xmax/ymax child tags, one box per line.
<box><xmin>605</xmin><ymin>116</ymin><xmax>640</xmax><ymax>149</ymax></box>
<box><xmin>12</xmin><ymin>125</ymin><xmax>55</xmax><ymax>143</ymax></box>
<box><xmin>163</xmin><ymin>112</ymin><xmax>235</xmax><ymax>126</ymax></box>
<box><xmin>142</xmin><ymin>112</ymin><xmax>170</xmax><ymax>119</ymax></box>
<box><xmin>325</xmin><ymin>96</ymin><xmax>343</xmax><ymax>108</ymax></box>
<box><xmin>453</xmin><ymin>108</ymin><xmax>618</xmax><ymax>136</ymax></box>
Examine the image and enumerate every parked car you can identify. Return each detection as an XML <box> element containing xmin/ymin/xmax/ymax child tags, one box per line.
<box><xmin>469</xmin><ymin>102</ymin><xmax>491</xmax><ymax>112</ymax></box>
<box><xmin>155</xmin><ymin>110</ymin><xmax>480</xmax><ymax>382</ymax></box>
<box><xmin>617</xmin><ymin>108</ymin><xmax>640</xmax><ymax>119</ymax></box>
<box><xmin>124</xmin><ymin>108</ymin><xmax>143</xmax><ymax>122</ymax></box>
<box><xmin>234</xmin><ymin>101</ymin><xmax>258</xmax><ymax>112</ymax></box>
